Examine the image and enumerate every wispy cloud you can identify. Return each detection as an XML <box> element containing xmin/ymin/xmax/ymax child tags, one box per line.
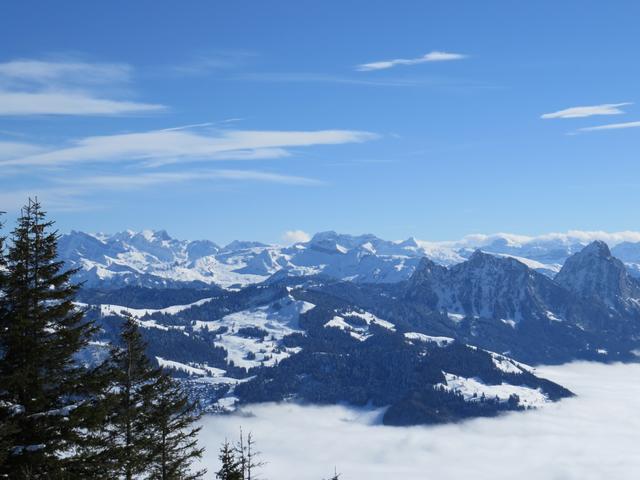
<box><xmin>0</xmin><ymin>91</ymin><xmax>164</xmax><ymax>116</ymax></box>
<box><xmin>239</xmin><ymin>72</ymin><xmax>495</xmax><ymax>92</ymax></box>
<box><xmin>356</xmin><ymin>51</ymin><xmax>466</xmax><ymax>72</ymax></box>
<box><xmin>0</xmin><ymin>169</ymin><xmax>323</xmax><ymax>212</ymax></box>
<box><xmin>0</xmin><ymin>141</ymin><xmax>45</xmax><ymax>160</ymax></box>
<box><xmin>0</xmin><ymin>59</ymin><xmax>131</xmax><ymax>86</ymax></box>
<box><xmin>577</xmin><ymin>120</ymin><xmax>640</xmax><ymax>132</ymax></box>
<box><xmin>240</xmin><ymin>72</ymin><xmax>427</xmax><ymax>87</ymax></box>
<box><xmin>57</xmin><ymin>170</ymin><xmax>323</xmax><ymax>189</ymax></box>
<box><xmin>0</xmin><ymin>124</ymin><xmax>373</xmax><ymax>212</ymax></box>
<box><xmin>0</xmin><ymin>126</ymin><xmax>378</xmax><ymax>170</ymax></box>
<box><xmin>171</xmin><ymin>50</ymin><xmax>256</xmax><ymax>76</ymax></box>
<box><xmin>0</xmin><ymin>58</ymin><xmax>165</xmax><ymax>116</ymax></box>
<box><xmin>541</xmin><ymin>103</ymin><xmax>632</xmax><ymax>119</ymax></box>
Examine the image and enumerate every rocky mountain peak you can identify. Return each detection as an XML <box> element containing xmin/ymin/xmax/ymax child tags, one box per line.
<box><xmin>556</xmin><ymin>241</ymin><xmax>640</xmax><ymax>310</ymax></box>
<box><xmin>580</xmin><ymin>240</ymin><xmax>612</xmax><ymax>258</ymax></box>
<box><xmin>398</xmin><ymin>236</ymin><xmax>420</xmax><ymax>249</ymax></box>
<box><xmin>468</xmin><ymin>249</ymin><xmax>494</xmax><ymax>263</ymax></box>
<box><xmin>411</xmin><ymin>256</ymin><xmax>441</xmax><ymax>276</ymax></box>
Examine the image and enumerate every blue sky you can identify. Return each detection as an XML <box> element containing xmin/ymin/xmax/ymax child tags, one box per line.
<box><xmin>1</xmin><ymin>1</ymin><xmax>640</xmax><ymax>244</ymax></box>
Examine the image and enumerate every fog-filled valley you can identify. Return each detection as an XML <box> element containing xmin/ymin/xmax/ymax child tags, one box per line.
<box><xmin>197</xmin><ymin>362</ymin><xmax>640</xmax><ymax>480</ymax></box>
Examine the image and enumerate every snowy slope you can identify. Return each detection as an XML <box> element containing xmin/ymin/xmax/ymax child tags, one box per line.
<box><xmin>193</xmin><ymin>295</ymin><xmax>314</xmax><ymax>369</ymax></box>
<box><xmin>91</xmin><ymin>292</ymin><xmax>314</xmax><ymax>370</ymax></box>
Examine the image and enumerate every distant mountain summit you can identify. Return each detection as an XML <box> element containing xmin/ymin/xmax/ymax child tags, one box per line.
<box><xmin>59</xmin><ymin>230</ymin><xmax>439</xmax><ymax>289</ymax></box>
<box><xmin>407</xmin><ymin>250</ymin><xmax>566</xmax><ymax>325</ymax></box>
<box><xmin>556</xmin><ymin>241</ymin><xmax>640</xmax><ymax>316</ymax></box>
<box><xmin>392</xmin><ymin>242</ymin><xmax>640</xmax><ymax>363</ymax></box>
<box><xmin>58</xmin><ymin>229</ymin><xmax>640</xmax><ymax>290</ymax></box>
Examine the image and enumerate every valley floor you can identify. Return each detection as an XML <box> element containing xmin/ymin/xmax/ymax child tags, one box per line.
<box><xmin>197</xmin><ymin>361</ymin><xmax>640</xmax><ymax>479</ymax></box>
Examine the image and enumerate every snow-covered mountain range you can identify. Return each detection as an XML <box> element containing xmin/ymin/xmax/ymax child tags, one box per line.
<box><xmin>81</xmin><ymin>277</ymin><xmax>574</xmax><ymax>425</ymax></box>
<box><xmin>74</xmin><ymin>235</ymin><xmax>640</xmax><ymax>425</ymax></box>
<box><xmin>59</xmin><ymin>229</ymin><xmax>640</xmax><ymax>290</ymax></box>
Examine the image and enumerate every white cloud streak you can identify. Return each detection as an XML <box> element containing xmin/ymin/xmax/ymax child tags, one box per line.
<box><xmin>0</xmin><ymin>127</ymin><xmax>378</xmax><ymax>170</ymax></box>
<box><xmin>171</xmin><ymin>51</ymin><xmax>256</xmax><ymax>76</ymax></box>
<box><xmin>197</xmin><ymin>362</ymin><xmax>640</xmax><ymax>479</ymax></box>
<box><xmin>0</xmin><ymin>187</ymin><xmax>90</xmax><ymax>212</ymax></box>
<box><xmin>577</xmin><ymin>120</ymin><xmax>640</xmax><ymax>132</ymax></box>
<box><xmin>0</xmin><ymin>141</ymin><xmax>45</xmax><ymax>160</ymax></box>
<box><xmin>58</xmin><ymin>170</ymin><xmax>323</xmax><ymax>188</ymax></box>
<box><xmin>356</xmin><ymin>51</ymin><xmax>466</xmax><ymax>72</ymax></box>
<box><xmin>0</xmin><ymin>91</ymin><xmax>165</xmax><ymax>116</ymax></box>
<box><xmin>0</xmin><ymin>169</ymin><xmax>322</xmax><ymax>212</ymax></box>
<box><xmin>0</xmin><ymin>59</ymin><xmax>165</xmax><ymax>116</ymax></box>
<box><xmin>0</xmin><ymin>60</ymin><xmax>131</xmax><ymax>85</ymax></box>
<box><xmin>541</xmin><ymin>103</ymin><xmax>632</xmax><ymax>119</ymax></box>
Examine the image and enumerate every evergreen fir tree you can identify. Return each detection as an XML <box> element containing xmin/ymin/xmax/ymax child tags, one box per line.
<box><xmin>67</xmin><ymin>355</ymin><xmax>127</xmax><ymax>480</ymax></box>
<box><xmin>245</xmin><ymin>433</ymin><xmax>265</xmax><ymax>480</ymax></box>
<box><xmin>145</xmin><ymin>373</ymin><xmax>207</xmax><ymax>479</ymax></box>
<box><xmin>0</xmin><ymin>199</ymin><xmax>100</xmax><ymax>478</ymax></box>
<box><xmin>323</xmin><ymin>469</ymin><xmax>341</xmax><ymax>480</ymax></box>
<box><xmin>235</xmin><ymin>428</ymin><xmax>247</xmax><ymax>479</ymax></box>
<box><xmin>235</xmin><ymin>430</ymin><xmax>264</xmax><ymax>480</ymax></box>
<box><xmin>0</xmin><ymin>210</ymin><xmax>15</xmax><ymax>471</ymax></box>
<box><xmin>103</xmin><ymin>316</ymin><xmax>162</xmax><ymax>480</ymax></box>
<box><xmin>216</xmin><ymin>440</ymin><xmax>242</xmax><ymax>480</ymax></box>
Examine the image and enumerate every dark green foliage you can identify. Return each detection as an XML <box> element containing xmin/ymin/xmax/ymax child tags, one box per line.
<box><xmin>102</xmin><ymin>316</ymin><xmax>163</xmax><ymax>479</ymax></box>
<box><xmin>235</xmin><ymin>329</ymin><xmax>446</xmax><ymax>407</ymax></box>
<box><xmin>216</xmin><ymin>440</ymin><xmax>242</xmax><ymax>480</ymax></box>
<box><xmin>382</xmin><ymin>386</ymin><xmax>511</xmax><ymax>426</ymax></box>
<box><xmin>0</xmin><ymin>201</ymin><xmax>209</xmax><ymax>479</ymax></box>
<box><xmin>141</xmin><ymin>326</ymin><xmax>227</xmax><ymax>367</ymax></box>
<box><xmin>76</xmin><ymin>286</ymin><xmax>222</xmax><ymax>310</ymax></box>
<box><xmin>215</xmin><ymin>432</ymin><xmax>265</xmax><ymax>480</ymax></box>
<box><xmin>234</xmin><ymin>315</ymin><xmax>572</xmax><ymax>425</ymax></box>
<box><xmin>87</xmin><ymin>313</ymin><xmax>228</xmax><ymax>370</ymax></box>
<box><xmin>0</xmin><ymin>199</ymin><xmax>101</xmax><ymax>478</ymax></box>
<box><xmin>214</xmin><ymin>433</ymin><xmax>338</xmax><ymax>480</ymax></box>
<box><xmin>0</xmin><ymin>210</ymin><xmax>12</xmax><ymax>470</ymax></box>
<box><xmin>96</xmin><ymin>317</ymin><xmax>208</xmax><ymax>479</ymax></box>
<box><xmin>145</xmin><ymin>374</ymin><xmax>206</xmax><ymax>479</ymax></box>
<box><xmin>236</xmin><ymin>326</ymin><xmax>268</xmax><ymax>339</ymax></box>
<box><xmin>234</xmin><ymin>430</ymin><xmax>264</xmax><ymax>480</ymax></box>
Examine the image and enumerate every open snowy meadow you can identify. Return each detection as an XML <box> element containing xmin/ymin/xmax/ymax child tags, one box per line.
<box><xmin>198</xmin><ymin>361</ymin><xmax>640</xmax><ymax>479</ymax></box>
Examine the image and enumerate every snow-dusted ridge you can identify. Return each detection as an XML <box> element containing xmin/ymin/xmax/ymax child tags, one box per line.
<box><xmin>59</xmin><ymin>229</ymin><xmax>640</xmax><ymax>290</ymax></box>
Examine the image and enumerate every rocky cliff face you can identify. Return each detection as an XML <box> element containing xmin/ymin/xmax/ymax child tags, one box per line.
<box><xmin>407</xmin><ymin>250</ymin><xmax>568</xmax><ymax>325</ymax></box>
<box><xmin>556</xmin><ymin>241</ymin><xmax>640</xmax><ymax>316</ymax></box>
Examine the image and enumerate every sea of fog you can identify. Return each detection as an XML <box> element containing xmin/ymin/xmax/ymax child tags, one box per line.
<box><xmin>197</xmin><ymin>362</ymin><xmax>640</xmax><ymax>479</ymax></box>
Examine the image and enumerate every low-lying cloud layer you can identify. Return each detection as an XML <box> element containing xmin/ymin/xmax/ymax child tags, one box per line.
<box><xmin>198</xmin><ymin>362</ymin><xmax>640</xmax><ymax>479</ymax></box>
